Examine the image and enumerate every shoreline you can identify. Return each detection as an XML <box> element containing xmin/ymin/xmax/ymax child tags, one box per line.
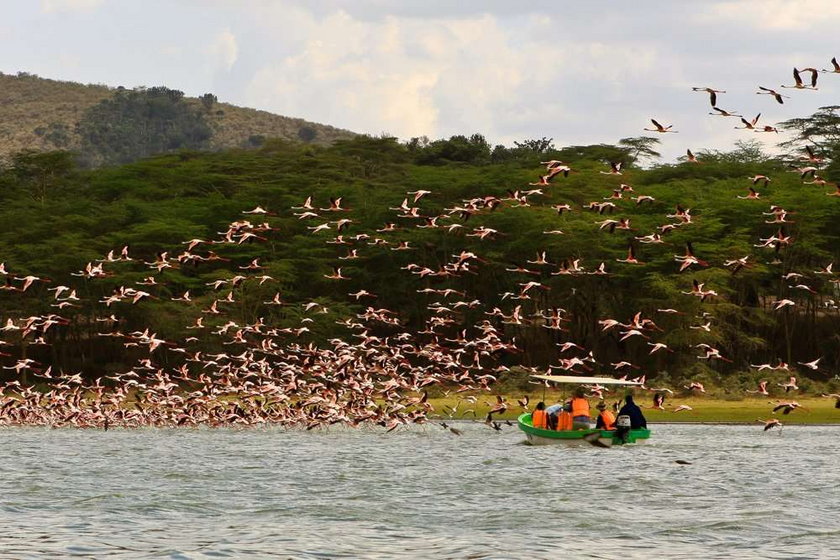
<box><xmin>428</xmin><ymin>394</ymin><xmax>840</xmax><ymax>424</ymax></box>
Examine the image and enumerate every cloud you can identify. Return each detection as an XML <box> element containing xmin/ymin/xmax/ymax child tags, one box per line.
<box><xmin>703</xmin><ymin>0</ymin><xmax>840</xmax><ymax>30</ymax></box>
<box><xmin>209</xmin><ymin>29</ymin><xmax>238</xmax><ymax>71</ymax></box>
<box><xmin>245</xmin><ymin>11</ymin><xmax>447</xmax><ymax>137</ymax></box>
<box><xmin>40</xmin><ymin>0</ymin><xmax>104</xmax><ymax>14</ymax></box>
<box><xmin>242</xmin><ymin>8</ymin><xmax>668</xmax><ymax>144</ymax></box>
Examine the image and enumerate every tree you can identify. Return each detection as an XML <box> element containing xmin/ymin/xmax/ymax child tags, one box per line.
<box><xmin>76</xmin><ymin>86</ymin><xmax>213</xmax><ymax>167</ymax></box>
<box><xmin>778</xmin><ymin>106</ymin><xmax>840</xmax><ymax>178</ymax></box>
<box><xmin>405</xmin><ymin>136</ymin><xmax>430</xmax><ymax>152</ymax></box>
<box><xmin>554</xmin><ymin>143</ymin><xmax>632</xmax><ymax>165</ymax></box>
<box><xmin>413</xmin><ymin>133</ymin><xmax>492</xmax><ymax>165</ymax></box>
<box><xmin>200</xmin><ymin>93</ymin><xmax>218</xmax><ymax>112</ymax></box>
<box><xmin>618</xmin><ymin>136</ymin><xmax>661</xmax><ymax>164</ymax></box>
<box><xmin>6</xmin><ymin>150</ymin><xmax>77</xmax><ymax>203</ymax></box>
<box><xmin>778</xmin><ymin>105</ymin><xmax>840</xmax><ymax>151</ymax></box>
<box><xmin>513</xmin><ymin>137</ymin><xmax>555</xmax><ymax>154</ymax></box>
<box><xmin>297</xmin><ymin>126</ymin><xmax>317</xmax><ymax>143</ymax></box>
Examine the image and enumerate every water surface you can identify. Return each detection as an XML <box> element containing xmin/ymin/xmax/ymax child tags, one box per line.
<box><xmin>0</xmin><ymin>424</ymin><xmax>837</xmax><ymax>558</ymax></box>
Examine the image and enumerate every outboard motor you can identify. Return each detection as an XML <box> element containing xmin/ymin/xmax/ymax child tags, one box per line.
<box><xmin>615</xmin><ymin>414</ymin><xmax>632</xmax><ymax>443</ymax></box>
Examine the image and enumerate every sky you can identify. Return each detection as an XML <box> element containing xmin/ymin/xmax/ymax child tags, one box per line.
<box><xmin>1</xmin><ymin>0</ymin><xmax>839</xmax><ymax>162</ymax></box>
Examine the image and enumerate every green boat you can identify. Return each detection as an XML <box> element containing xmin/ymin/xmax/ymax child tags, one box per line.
<box><xmin>518</xmin><ymin>374</ymin><xmax>652</xmax><ymax>446</ymax></box>
<box><xmin>518</xmin><ymin>412</ymin><xmax>651</xmax><ymax>446</ymax></box>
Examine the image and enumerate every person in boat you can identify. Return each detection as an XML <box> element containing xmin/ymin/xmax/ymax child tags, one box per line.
<box><xmin>594</xmin><ymin>401</ymin><xmax>616</xmax><ymax>430</ymax></box>
<box><xmin>544</xmin><ymin>402</ymin><xmax>564</xmax><ymax>430</ymax></box>
<box><xmin>555</xmin><ymin>401</ymin><xmax>573</xmax><ymax>431</ymax></box>
<box><xmin>532</xmin><ymin>402</ymin><xmax>548</xmax><ymax>429</ymax></box>
<box><xmin>570</xmin><ymin>388</ymin><xmax>591</xmax><ymax>430</ymax></box>
<box><xmin>617</xmin><ymin>393</ymin><xmax>647</xmax><ymax>429</ymax></box>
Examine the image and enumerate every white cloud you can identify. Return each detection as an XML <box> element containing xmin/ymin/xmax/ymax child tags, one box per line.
<box><xmin>209</xmin><ymin>29</ymin><xmax>238</xmax><ymax>71</ymax></box>
<box><xmin>40</xmin><ymin>0</ymin><xmax>103</xmax><ymax>14</ymax></box>
<box><xmin>242</xmin><ymin>8</ymin><xmax>667</xmax><ymax>143</ymax></box>
<box><xmin>704</xmin><ymin>0</ymin><xmax>840</xmax><ymax>30</ymax></box>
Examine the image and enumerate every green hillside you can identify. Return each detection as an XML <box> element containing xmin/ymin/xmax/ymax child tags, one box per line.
<box><xmin>0</xmin><ymin>71</ymin><xmax>355</xmax><ymax>165</ymax></box>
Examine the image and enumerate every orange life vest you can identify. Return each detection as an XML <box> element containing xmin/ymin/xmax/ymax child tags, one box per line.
<box><xmin>532</xmin><ymin>409</ymin><xmax>547</xmax><ymax>429</ymax></box>
<box><xmin>599</xmin><ymin>410</ymin><xmax>616</xmax><ymax>430</ymax></box>
<box><xmin>556</xmin><ymin>411</ymin><xmax>573</xmax><ymax>431</ymax></box>
<box><xmin>570</xmin><ymin>397</ymin><xmax>590</xmax><ymax>419</ymax></box>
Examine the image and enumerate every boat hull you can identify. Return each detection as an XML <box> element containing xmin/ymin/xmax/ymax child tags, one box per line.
<box><xmin>518</xmin><ymin>413</ymin><xmax>650</xmax><ymax>446</ymax></box>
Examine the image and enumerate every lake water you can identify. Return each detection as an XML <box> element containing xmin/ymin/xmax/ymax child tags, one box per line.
<box><xmin>0</xmin><ymin>424</ymin><xmax>837</xmax><ymax>559</ymax></box>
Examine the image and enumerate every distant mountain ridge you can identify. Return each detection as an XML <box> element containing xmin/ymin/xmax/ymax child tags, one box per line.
<box><xmin>0</xmin><ymin>71</ymin><xmax>356</xmax><ymax>165</ymax></box>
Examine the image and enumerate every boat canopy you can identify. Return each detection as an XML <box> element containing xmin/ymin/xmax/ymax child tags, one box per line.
<box><xmin>531</xmin><ymin>374</ymin><xmax>643</xmax><ymax>386</ymax></box>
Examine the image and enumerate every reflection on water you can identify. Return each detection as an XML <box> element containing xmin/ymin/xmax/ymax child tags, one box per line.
<box><xmin>0</xmin><ymin>424</ymin><xmax>837</xmax><ymax>558</ymax></box>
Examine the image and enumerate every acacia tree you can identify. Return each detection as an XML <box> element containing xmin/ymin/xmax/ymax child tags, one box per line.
<box><xmin>618</xmin><ymin>136</ymin><xmax>661</xmax><ymax>165</ymax></box>
<box><xmin>513</xmin><ymin>137</ymin><xmax>555</xmax><ymax>153</ymax></box>
<box><xmin>778</xmin><ymin>105</ymin><xmax>840</xmax><ymax>151</ymax></box>
<box><xmin>778</xmin><ymin>106</ymin><xmax>840</xmax><ymax>179</ymax></box>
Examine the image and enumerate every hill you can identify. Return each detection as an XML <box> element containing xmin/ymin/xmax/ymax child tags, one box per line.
<box><xmin>0</xmin><ymin>71</ymin><xmax>355</xmax><ymax>165</ymax></box>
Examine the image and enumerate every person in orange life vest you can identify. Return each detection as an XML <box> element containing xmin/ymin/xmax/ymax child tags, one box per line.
<box><xmin>531</xmin><ymin>401</ymin><xmax>548</xmax><ymax>429</ymax></box>
<box><xmin>595</xmin><ymin>401</ymin><xmax>616</xmax><ymax>430</ymax></box>
<box><xmin>569</xmin><ymin>388</ymin><xmax>591</xmax><ymax>430</ymax></box>
<box><xmin>554</xmin><ymin>402</ymin><xmax>573</xmax><ymax>431</ymax></box>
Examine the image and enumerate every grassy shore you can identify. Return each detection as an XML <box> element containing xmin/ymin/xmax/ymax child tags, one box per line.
<box><xmin>427</xmin><ymin>393</ymin><xmax>840</xmax><ymax>424</ymax></box>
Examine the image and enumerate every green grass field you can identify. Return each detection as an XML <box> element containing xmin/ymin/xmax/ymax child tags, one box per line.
<box><xmin>427</xmin><ymin>392</ymin><xmax>840</xmax><ymax>424</ymax></box>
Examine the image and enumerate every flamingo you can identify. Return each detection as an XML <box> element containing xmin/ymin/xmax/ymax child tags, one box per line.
<box><xmin>777</xmin><ymin>376</ymin><xmax>799</xmax><ymax>392</ymax></box>
<box><xmin>616</xmin><ymin>244</ymin><xmax>643</xmax><ymax>264</ymax></box>
<box><xmin>759</xmin><ymin>418</ymin><xmax>782</xmax><ymax>431</ymax></box>
<box><xmin>709</xmin><ymin>107</ymin><xmax>742</xmax><ymax>117</ymax></box>
<box><xmin>801</xmin><ymin>145</ymin><xmax>824</xmax><ymax>163</ymax></box>
<box><xmin>757</xmin><ymin>86</ymin><xmax>788</xmax><ymax>104</ymax></box>
<box><xmin>723</xmin><ymin>255</ymin><xmax>751</xmax><ymax>275</ymax></box>
<box><xmin>772</xmin><ymin>299</ymin><xmax>796</xmax><ymax>311</ymax></box>
<box><xmin>644</xmin><ymin>119</ymin><xmax>677</xmax><ymax>133</ymax></box>
<box><xmin>772</xmin><ymin>401</ymin><xmax>802</xmax><ymax>415</ymax></box>
<box><xmin>242</xmin><ymin>206</ymin><xmax>275</xmax><ymax>215</ymax></box>
<box><xmin>674</xmin><ymin>241</ymin><xmax>708</xmax><ymax>272</ymax></box>
<box><xmin>737</xmin><ymin>186</ymin><xmax>761</xmax><ymax>200</ymax></box>
<box><xmin>692</xmin><ymin>86</ymin><xmax>725</xmax><ymax>106</ymax></box>
<box><xmin>648</xmin><ymin>342</ymin><xmax>673</xmax><ymax>354</ymax></box>
<box><xmin>407</xmin><ymin>190</ymin><xmax>431</xmax><ymax>203</ymax></box>
<box><xmin>780</xmin><ymin>67</ymin><xmax>817</xmax><ymax>90</ymax></box>
<box><xmin>600</xmin><ymin>161</ymin><xmax>623</xmax><ymax>175</ymax></box>
<box><xmin>685</xmin><ymin>149</ymin><xmax>702</xmax><ymax>163</ymax></box>
<box><xmin>796</xmin><ymin>357</ymin><xmax>821</xmax><ymax>370</ymax></box>
<box><xmin>323</xmin><ymin>267</ymin><xmax>349</xmax><ymax>280</ymax></box>
<box><xmin>684</xmin><ymin>381</ymin><xmax>706</xmax><ymax>393</ymax></box>
<box><xmin>746</xmin><ymin>381</ymin><xmax>770</xmax><ymax>396</ymax></box>
<box><xmin>748</xmin><ymin>175</ymin><xmax>770</xmax><ymax>186</ymax></box>
<box><xmin>821</xmin><ymin>57</ymin><xmax>840</xmax><ymax>73</ymax></box>
<box><xmin>735</xmin><ymin>113</ymin><xmax>761</xmax><ymax>130</ymax></box>
<box><xmin>291</xmin><ymin>196</ymin><xmax>314</xmax><ymax>210</ymax></box>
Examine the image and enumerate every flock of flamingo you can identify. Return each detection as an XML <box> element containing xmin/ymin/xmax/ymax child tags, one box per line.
<box><xmin>0</xmin><ymin>60</ymin><xmax>838</xmax><ymax>432</ymax></box>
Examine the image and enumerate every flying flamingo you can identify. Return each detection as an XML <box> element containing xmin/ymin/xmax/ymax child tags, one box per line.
<box><xmin>757</xmin><ymin>86</ymin><xmax>788</xmax><ymax>104</ymax></box>
<box><xmin>735</xmin><ymin>113</ymin><xmax>761</xmax><ymax>130</ymax></box>
<box><xmin>821</xmin><ymin>57</ymin><xmax>840</xmax><ymax>73</ymax></box>
<box><xmin>759</xmin><ymin>418</ymin><xmax>782</xmax><ymax>432</ymax></box>
<box><xmin>644</xmin><ymin>119</ymin><xmax>677</xmax><ymax>133</ymax></box>
<box><xmin>746</xmin><ymin>381</ymin><xmax>769</xmax><ymax>396</ymax></box>
<box><xmin>779</xmin><ymin>67</ymin><xmax>817</xmax><ymax>90</ymax></box>
<box><xmin>692</xmin><ymin>86</ymin><xmax>725</xmax><ymax>106</ymax></box>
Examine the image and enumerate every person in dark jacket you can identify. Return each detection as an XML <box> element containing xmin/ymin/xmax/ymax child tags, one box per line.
<box><xmin>617</xmin><ymin>394</ymin><xmax>647</xmax><ymax>429</ymax></box>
